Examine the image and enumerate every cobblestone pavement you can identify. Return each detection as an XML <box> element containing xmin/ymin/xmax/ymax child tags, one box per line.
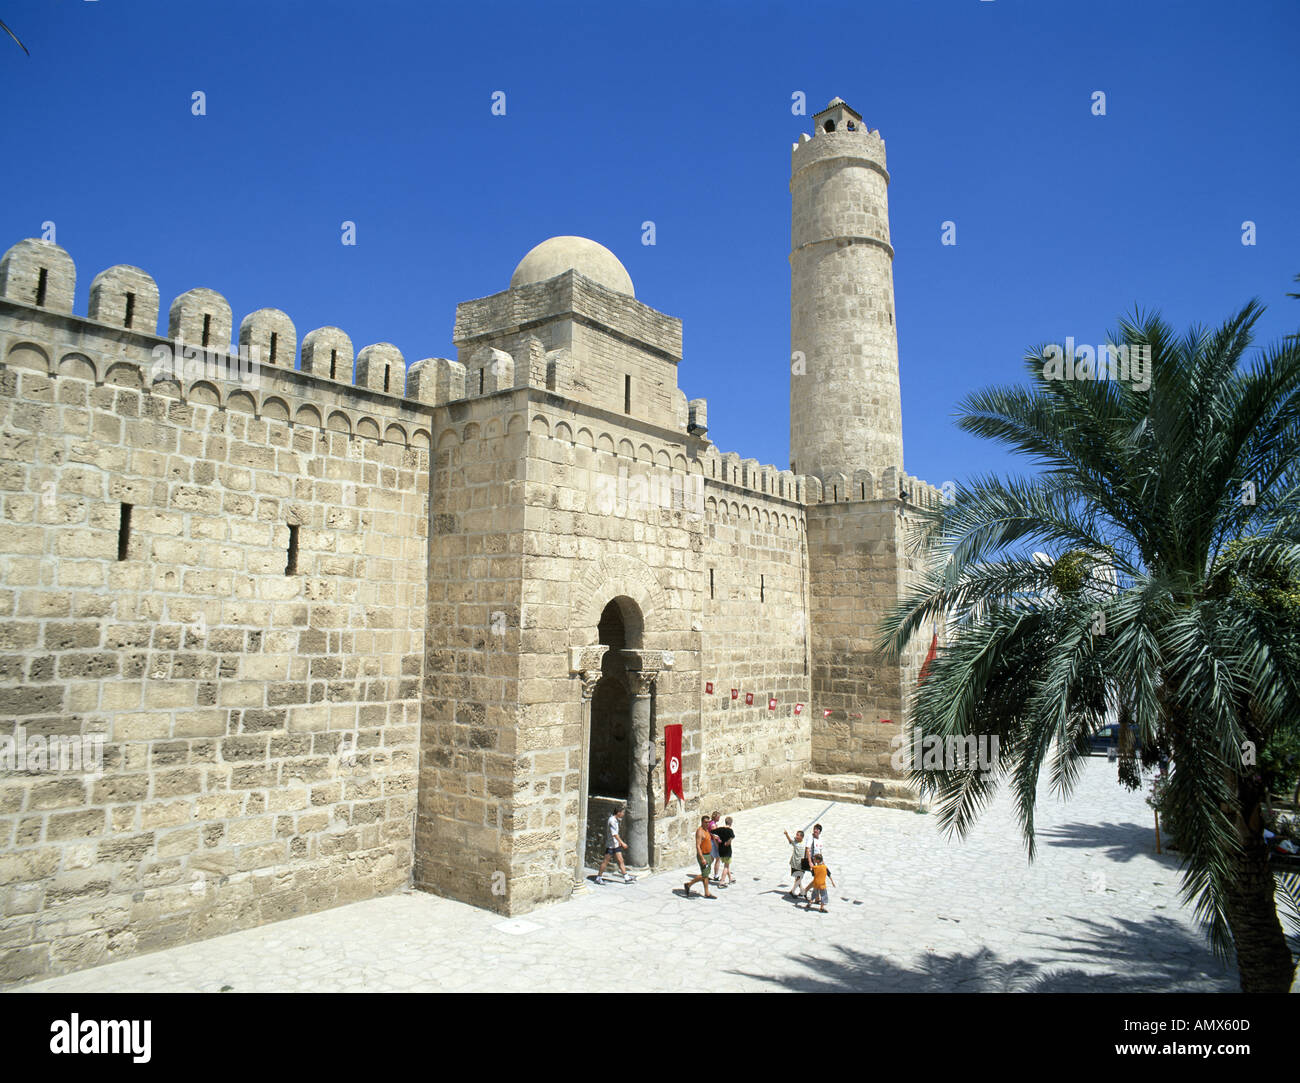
<box><xmin>17</xmin><ymin>758</ymin><xmax>1278</xmax><ymax>992</ymax></box>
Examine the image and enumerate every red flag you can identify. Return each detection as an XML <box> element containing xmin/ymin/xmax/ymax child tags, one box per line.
<box><xmin>794</xmin><ymin>703</ymin><xmax>804</xmax><ymax>715</ymax></box>
<box><xmin>768</xmin><ymin>697</ymin><xmax>777</xmax><ymax>711</ymax></box>
<box><xmin>705</xmin><ymin>681</ymin><xmax>713</xmax><ymax>695</ymax></box>
<box><xmin>918</xmin><ymin>632</ymin><xmax>938</xmax><ymax>684</ymax></box>
<box><xmin>731</xmin><ymin>688</ymin><xmax>739</xmax><ymax>700</ymax></box>
<box><xmin>880</xmin><ymin>719</ymin><xmax>894</xmax><ymax>724</ymax></box>
<box><xmin>664</xmin><ymin>724</ymin><xmax>683</xmax><ymax>806</ymax></box>
<box><xmin>822</xmin><ymin>708</ymin><xmax>832</xmax><ymax>718</ymax></box>
<box><xmin>745</xmin><ymin>692</ymin><xmax>754</xmax><ymax>706</ymax></box>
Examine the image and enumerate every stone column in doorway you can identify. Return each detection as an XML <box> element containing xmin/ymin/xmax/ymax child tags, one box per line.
<box><xmin>622</xmin><ymin>651</ymin><xmax>670</xmax><ymax>868</ymax></box>
<box><xmin>570</xmin><ymin>646</ymin><xmax>609</xmax><ymax>886</ymax></box>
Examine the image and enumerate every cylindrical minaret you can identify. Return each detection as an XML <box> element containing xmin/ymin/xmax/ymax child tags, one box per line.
<box><xmin>790</xmin><ymin>98</ymin><xmax>903</xmax><ymax>483</ymax></box>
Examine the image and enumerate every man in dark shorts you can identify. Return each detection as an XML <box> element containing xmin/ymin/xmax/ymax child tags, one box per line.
<box><xmin>712</xmin><ymin>816</ymin><xmax>736</xmax><ymax>886</ymax></box>
<box><xmin>595</xmin><ymin>806</ymin><xmax>635</xmax><ymax>885</ymax></box>
<box><xmin>684</xmin><ymin>816</ymin><xmax>716</xmax><ymax>898</ymax></box>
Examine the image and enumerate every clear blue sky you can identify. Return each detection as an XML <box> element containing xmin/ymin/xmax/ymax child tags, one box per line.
<box><xmin>2</xmin><ymin>0</ymin><xmax>1297</xmax><ymax>488</ymax></box>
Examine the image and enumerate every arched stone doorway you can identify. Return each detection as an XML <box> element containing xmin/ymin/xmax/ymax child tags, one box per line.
<box><xmin>579</xmin><ymin>597</ymin><xmax>656</xmax><ymax>875</ymax></box>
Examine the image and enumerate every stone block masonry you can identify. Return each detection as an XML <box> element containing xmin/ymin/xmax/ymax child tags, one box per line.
<box><xmin>0</xmin><ymin>240</ymin><xmax>433</xmax><ymax>985</ymax></box>
<box><xmin>0</xmin><ymin>95</ymin><xmax>949</xmax><ymax>985</ymax></box>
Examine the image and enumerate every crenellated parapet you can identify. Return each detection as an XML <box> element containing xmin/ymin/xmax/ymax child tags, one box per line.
<box><xmin>239</xmin><ymin>307</ymin><xmax>296</xmax><ymax>369</ymax></box>
<box><xmin>88</xmin><ymin>264</ymin><xmax>159</xmax><ymax>332</ymax></box>
<box><xmin>300</xmin><ymin>326</ymin><xmax>353</xmax><ymax>381</ymax></box>
<box><xmin>0</xmin><ymin>238</ymin><xmax>449</xmax><ymax>409</ymax></box>
<box><xmin>355</xmin><ymin>342</ymin><xmax>405</xmax><ymax>395</ymax></box>
<box><xmin>687</xmin><ymin>398</ymin><xmax>707</xmax><ymax>435</ymax></box>
<box><xmin>0</xmin><ymin>238</ymin><xmax>75</xmax><ymax>313</ymax></box>
<box><xmin>698</xmin><ymin>445</ymin><xmax>805</xmax><ymax>508</ymax></box>
<box><xmin>795</xmin><ymin>463</ymin><xmax>944</xmax><ymax>508</ymax></box>
<box><xmin>169</xmin><ymin>287</ymin><xmax>232</xmax><ymax>348</ymax></box>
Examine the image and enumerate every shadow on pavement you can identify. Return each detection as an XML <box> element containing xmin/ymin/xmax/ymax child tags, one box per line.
<box><xmin>1037</xmin><ymin>820</ymin><xmax>1184</xmax><ymax>867</ymax></box>
<box><xmin>729</xmin><ymin>913</ymin><xmax>1236</xmax><ymax>992</ymax></box>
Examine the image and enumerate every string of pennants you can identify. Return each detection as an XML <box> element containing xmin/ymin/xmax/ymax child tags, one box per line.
<box><xmin>697</xmin><ymin>631</ymin><xmax>939</xmax><ymax>723</ymax></box>
<box><xmin>701</xmin><ymin>680</ymin><xmax>891</xmax><ymax>723</ymax></box>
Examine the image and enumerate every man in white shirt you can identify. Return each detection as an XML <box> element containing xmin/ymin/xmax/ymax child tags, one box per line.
<box><xmin>595</xmin><ymin>806</ymin><xmax>635</xmax><ymax>884</ymax></box>
<box><xmin>804</xmin><ymin>823</ymin><xmax>824</xmax><ymax>873</ymax></box>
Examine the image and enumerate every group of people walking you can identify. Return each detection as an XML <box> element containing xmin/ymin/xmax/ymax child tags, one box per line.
<box><xmin>595</xmin><ymin>806</ymin><xmax>832</xmax><ymax>912</ymax></box>
<box><xmin>784</xmin><ymin>823</ymin><xmax>834</xmax><ymax>912</ymax></box>
<box><xmin>683</xmin><ymin>810</ymin><xmax>735</xmax><ymax>898</ymax></box>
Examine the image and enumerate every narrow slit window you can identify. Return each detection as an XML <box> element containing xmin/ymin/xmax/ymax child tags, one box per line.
<box><xmin>201</xmin><ymin>313</ymin><xmax>212</xmax><ymax>347</ymax></box>
<box><xmin>479</xmin><ymin>368</ymin><xmax>485</xmax><ymax>395</ymax></box>
<box><xmin>709</xmin><ymin>568</ymin><xmax>714</xmax><ymax>599</ymax></box>
<box><xmin>329</xmin><ymin>349</ymin><xmax>337</xmax><ymax>380</ymax></box>
<box><xmin>117</xmin><ymin>503</ymin><xmax>132</xmax><ymax>561</ymax></box>
<box><xmin>384</xmin><ymin>365</ymin><xmax>390</xmax><ymax>393</ymax></box>
<box><xmin>624</xmin><ymin>375</ymin><xmax>631</xmax><ymax>414</ymax></box>
<box><xmin>124</xmin><ymin>292</ymin><xmax>135</xmax><ymax>328</ymax></box>
<box><xmin>35</xmin><ymin>268</ymin><xmax>47</xmax><ymax>307</ymax></box>
<box><xmin>269</xmin><ymin>332</ymin><xmax>278</xmax><ymax>365</ymax></box>
<box><xmin>761</xmin><ymin>574</ymin><xmax>765</xmax><ymax>603</ymax></box>
<box><xmin>285</xmin><ymin>524</ymin><xmax>300</xmax><ymax>575</ymax></box>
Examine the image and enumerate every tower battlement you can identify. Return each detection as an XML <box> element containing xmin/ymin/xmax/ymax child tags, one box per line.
<box><xmin>791</xmin><ymin>96</ymin><xmax>887</xmax><ymax>164</ymax></box>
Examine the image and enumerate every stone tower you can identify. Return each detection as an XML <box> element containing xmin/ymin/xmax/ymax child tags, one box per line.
<box><xmin>789</xmin><ymin>97</ymin><xmax>903</xmax><ymax>481</ymax></box>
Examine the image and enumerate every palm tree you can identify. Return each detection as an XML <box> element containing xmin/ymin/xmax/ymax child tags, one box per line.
<box><xmin>881</xmin><ymin>298</ymin><xmax>1300</xmax><ymax>992</ymax></box>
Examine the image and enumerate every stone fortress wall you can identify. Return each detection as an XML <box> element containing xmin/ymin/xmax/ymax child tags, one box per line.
<box><xmin>0</xmin><ymin>95</ymin><xmax>945</xmax><ymax>983</ymax></box>
<box><xmin>414</xmin><ymin>256</ymin><xmax>829</xmax><ymax>915</ymax></box>
<box><xmin>0</xmin><ymin>238</ymin><xmax>435</xmax><ymax>984</ymax></box>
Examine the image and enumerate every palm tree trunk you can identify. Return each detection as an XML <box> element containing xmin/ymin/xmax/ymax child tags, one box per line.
<box><xmin>1223</xmin><ymin>776</ymin><xmax>1296</xmax><ymax>992</ymax></box>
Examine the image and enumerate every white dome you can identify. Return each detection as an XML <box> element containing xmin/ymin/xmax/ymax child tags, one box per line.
<box><xmin>510</xmin><ymin>236</ymin><xmax>634</xmax><ymax>297</ymax></box>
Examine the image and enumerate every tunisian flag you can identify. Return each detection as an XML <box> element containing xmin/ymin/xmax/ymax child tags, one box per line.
<box><xmin>918</xmin><ymin>633</ymin><xmax>939</xmax><ymax>684</ymax></box>
<box><xmin>664</xmin><ymin>724</ymin><xmax>684</xmax><ymax>806</ymax></box>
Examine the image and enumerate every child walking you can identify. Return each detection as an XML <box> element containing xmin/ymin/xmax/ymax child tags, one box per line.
<box><xmin>805</xmin><ymin>854</ymin><xmax>835</xmax><ymax>913</ymax></box>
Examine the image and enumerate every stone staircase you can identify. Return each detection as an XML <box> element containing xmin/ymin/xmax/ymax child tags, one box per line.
<box><xmin>799</xmin><ymin>772</ymin><xmax>923</xmax><ymax>811</ymax></box>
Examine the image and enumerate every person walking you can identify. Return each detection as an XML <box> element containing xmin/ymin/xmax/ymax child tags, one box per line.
<box><xmin>784</xmin><ymin>828</ymin><xmax>808</xmax><ymax>896</ymax></box>
<box><xmin>708</xmin><ymin>810</ymin><xmax>722</xmax><ymax>882</ymax></box>
<box><xmin>712</xmin><ymin>816</ymin><xmax>736</xmax><ymax>886</ymax></box>
<box><xmin>800</xmin><ymin>824</ymin><xmax>825</xmax><ymax>900</ymax></box>
<box><xmin>684</xmin><ymin>816</ymin><xmax>717</xmax><ymax>898</ymax></box>
<box><xmin>805</xmin><ymin>854</ymin><xmax>835</xmax><ymax>913</ymax></box>
<box><xmin>594</xmin><ymin>806</ymin><xmax>635</xmax><ymax>885</ymax></box>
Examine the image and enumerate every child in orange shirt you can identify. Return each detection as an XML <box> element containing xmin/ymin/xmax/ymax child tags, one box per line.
<box><xmin>805</xmin><ymin>855</ymin><xmax>835</xmax><ymax>913</ymax></box>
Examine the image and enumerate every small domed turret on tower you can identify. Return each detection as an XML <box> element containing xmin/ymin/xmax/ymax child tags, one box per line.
<box><xmin>451</xmin><ymin>236</ymin><xmax>684</xmax><ymax>430</ymax></box>
<box><xmin>789</xmin><ymin>97</ymin><xmax>903</xmax><ymax>482</ymax></box>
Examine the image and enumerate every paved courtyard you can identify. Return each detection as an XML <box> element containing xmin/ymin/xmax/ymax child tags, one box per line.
<box><xmin>15</xmin><ymin>758</ymin><xmax>1269</xmax><ymax>992</ymax></box>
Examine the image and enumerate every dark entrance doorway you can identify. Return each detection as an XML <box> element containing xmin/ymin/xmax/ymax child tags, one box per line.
<box><xmin>582</xmin><ymin>598</ymin><xmax>646</xmax><ymax>871</ymax></box>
